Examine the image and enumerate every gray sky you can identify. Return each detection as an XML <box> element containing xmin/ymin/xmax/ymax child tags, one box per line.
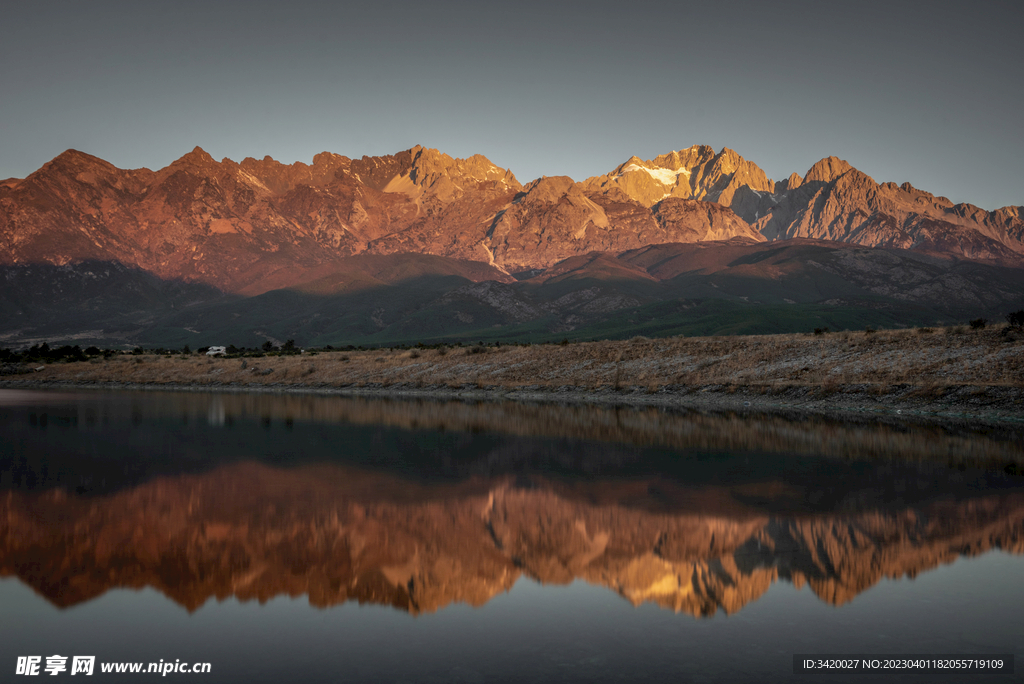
<box><xmin>2</xmin><ymin>0</ymin><xmax>1021</xmax><ymax>209</ymax></box>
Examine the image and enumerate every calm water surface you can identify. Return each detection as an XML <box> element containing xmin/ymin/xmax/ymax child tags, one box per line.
<box><xmin>1</xmin><ymin>389</ymin><xmax>1022</xmax><ymax>683</ymax></box>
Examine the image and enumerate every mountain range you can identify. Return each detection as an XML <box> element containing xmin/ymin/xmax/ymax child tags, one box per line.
<box><xmin>2</xmin><ymin>145</ymin><xmax>1023</xmax><ymax>347</ymax></box>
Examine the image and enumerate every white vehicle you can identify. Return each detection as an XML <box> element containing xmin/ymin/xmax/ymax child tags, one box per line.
<box><xmin>206</xmin><ymin>346</ymin><xmax>227</xmax><ymax>357</ymax></box>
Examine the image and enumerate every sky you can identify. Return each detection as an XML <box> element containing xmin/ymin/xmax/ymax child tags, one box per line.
<box><xmin>1</xmin><ymin>0</ymin><xmax>1022</xmax><ymax>210</ymax></box>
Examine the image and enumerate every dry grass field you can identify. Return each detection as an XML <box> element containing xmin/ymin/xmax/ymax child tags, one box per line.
<box><xmin>11</xmin><ymin>324</ymin><xmax>1024</xmax><ymax>402</ymax></box>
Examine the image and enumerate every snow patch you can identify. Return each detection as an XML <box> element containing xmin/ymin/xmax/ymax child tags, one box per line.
<box><xmin>619</xmin><ymin>164</ymin><xmax>691</xmax><ymax>186</ymax></box>
<box><xmin>645</xmin><ymin>166</ymin><xmax>690</xmax><ymax>184</ymax></box>
<box><xmin>749</xmin><ymin>189</ymin><xmax>780</xmax><ymax>204</ymax></box>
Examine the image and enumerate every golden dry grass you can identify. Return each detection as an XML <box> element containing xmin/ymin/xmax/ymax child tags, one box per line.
<box><xmin>25</xmin><ymin>324</ymin><xmax>1024</xmax><ymax>394</ymax></box>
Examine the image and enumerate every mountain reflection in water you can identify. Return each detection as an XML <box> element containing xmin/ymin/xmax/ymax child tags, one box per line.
<box><xmin>1</xmin><ymin>390</ymin><xmax>1022</xmax><ymax>620</ymax></box>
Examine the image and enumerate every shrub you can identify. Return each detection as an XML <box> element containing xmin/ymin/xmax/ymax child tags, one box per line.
<box><xmin>969</xmin><ymin>318</ymin><xmax>986</xmax><ymax>330</ymax></box>
<box><xmin>1007</xmin><ymin>310</ymin><xmax>1024</xmax><ymax>328</ymax></box>
<box><xmin>813</xmin><ymin>327</ymin><xmax>829</xmax><ymax>336</ymax></box>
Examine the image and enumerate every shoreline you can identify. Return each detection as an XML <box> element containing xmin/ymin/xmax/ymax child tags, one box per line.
<box><xmin>3</xmin><ymin>377</ymin><xmax>1022</xmax><ymax>427</ymax></box>
<box><xmin>3</xmin><ymin>326</ymin><xmax>1022</xmax><ymax>426</ymax></box>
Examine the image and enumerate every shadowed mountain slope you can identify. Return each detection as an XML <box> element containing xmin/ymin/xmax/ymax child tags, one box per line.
<box><xmin>4</xmin><ymin>145</ymin><xmax>1021</xmax><ymax>290</ymax></box>
<box><xmin>2</xmin><ymin>239</ymin><xmax>1022</xmax><ymax>348</ymax></box>
<box><xmin>2</xmin><ymin>145</ymin><xmax>1023</xmax><ymax>346</ymax></box>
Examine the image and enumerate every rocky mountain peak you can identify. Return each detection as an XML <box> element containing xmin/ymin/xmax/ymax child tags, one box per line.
<box><xmin>50</xmin><ymin>148</ymin><xmax>101</xmax><ymax>165</ymax></box>
<box><xmin>582</xmin><ymin>145</ymin><xmax>774</xmax><ymax>212</ymax></box>
<box><xmin>170</xmin><ymin>146</ymin><xmax>218</xmax><ymax>171</ymax></box>
<box><xmin>650</xmin><ymin>145</ymin><xmax>714</xmax><ymax>172</ymax></box>
<box><xmin>24</xmin><ymin>148</ymin><xmax>146</xmax><ymax>196</ymax></box>
<box><xmin>804</xmin><ymin>156</ymin><xmax>853</xmax><ymax>184</ymax></box>
<box><xmin>33</xmin><ymin>149</ymin><xmax>112</xmax><ymax>176</ymax></box>
<box><xmin>401</xmin><ymin>147</ymin><xmax>521</xmax><ymax>200</ymax></box>
<box><xmin>311</xmin><ymin>151</ymin><xmax>346</xmax><ymax>167</ymax></box>
<box><xmin>776</xmin><ymin>172</ymin><xmax>803</xmax><ymax>193</ymax></box>
<box><xmin>521</xmin><ymin>175</ymin><xmax>578</xmax><ymax>202</ymax></box>
<box><xmin>715</xmin><ymin>147</ymin><xmax>743</xmax><ymax>169</ymax></box>
<box><xmin>615</xmin><ymin>155</ymin><xmax>647</xmax><ymax>172</ymax></box>
<box><xmin>234</xmin><ymin>152</ymin><xmax>352</xmax><ymax>194</ymax></box>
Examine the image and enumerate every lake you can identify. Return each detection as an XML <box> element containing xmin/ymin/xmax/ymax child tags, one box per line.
<box><xmin>1</xmin><ymin>388</ymin><xmax>1021</xmax><ymax>683</ymax></box>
